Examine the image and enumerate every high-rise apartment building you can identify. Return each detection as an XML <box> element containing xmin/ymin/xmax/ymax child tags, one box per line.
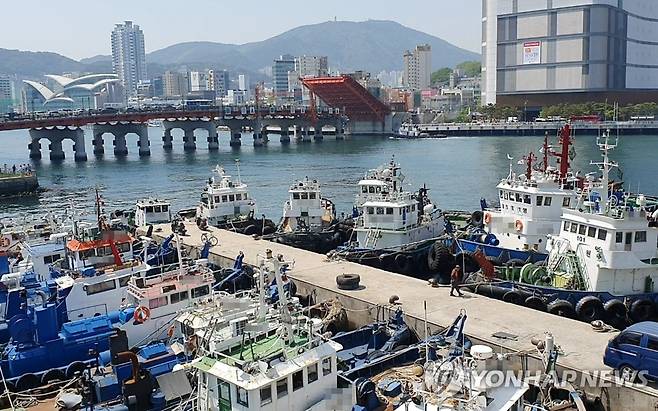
<box><xmin>162</xmin><ymin>71</ymin><xmax>189</xmax><ymax>98</ymax></box>
<box><xmin>0</xmin><ymin>76</ymin><xmax>14</xmax><ymax>113</ymax></box>
<box><xmin>208</xmin><ymin>70</ymin><xmax>229</xmax><ymax>98</ymax></box>
<box><xmin>111</xmin><ymin>21</ymin><xmax>147</xmax><ymax>98</ymax></box>
<box><xmin>273</xmin><ymin>55</ymin><xmax>295</xmax><ymax>101</ymax></box>
<box><xmin>189</xmin><ymin>71</ymin><xmax>208</xmax><ymax>92</ymax></box>
<box><xmin>403</xmin><ymin>44</ymin><xmax>432</xmax><ymax>91</ymax></box>
<box><xmin>295</xmin><ymin>56</ymin><xmax>329</xmax><ymax>78</ymax></box>
<box><xmin>238</xmin><ymin>74</ymin><xmax>250</xmax><ymax>91</ymax></box>
<box><xmin>482</xmin><ymin>0</ymin><xmax>658</xmax><ymax>106</ymax></box>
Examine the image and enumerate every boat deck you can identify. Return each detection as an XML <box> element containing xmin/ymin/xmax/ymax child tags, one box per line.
<box><xmin>146</xmin><ymin>222</ymin><xmax>658</xmax><ymax>408</ymax></box>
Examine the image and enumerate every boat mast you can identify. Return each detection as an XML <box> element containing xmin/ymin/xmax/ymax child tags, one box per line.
<box><xmin>235</xmin><ymin>159</ymin><xmax>242</xmax><ymax>185</ymax></box>
<box><xmin>542</xmin><ymin>132</ymin><xmax>550</xmax><ymax>172</ymax></box>
<box><xmin>592</xmin><ymin>130</ymin><xmax>618</xmax><ymax>214</ymax></box>
<box><xmin>550</xmin><ymin>124</ymin><xmax>573</xmax><ymax>185</ymax></box>
<box><xmin>525</xmin><ymin>152</ymin><xmax>537</xmax><ymax>180</ymax></box>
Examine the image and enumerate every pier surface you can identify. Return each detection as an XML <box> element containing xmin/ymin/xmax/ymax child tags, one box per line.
<box><xmin>148</xmin><ymin>222</ymin><xmax>658</xmax><ymax>409</ymax></box>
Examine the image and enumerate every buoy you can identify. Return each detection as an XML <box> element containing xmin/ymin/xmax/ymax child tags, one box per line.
<box><xmin>515</xmin><ymin>220</ymin><xmax>523</xmax><ymax>232</ymax></box>
<box><xmin>484</xmin><ymin>212</ymin><xmax>492</xmax><ymax>224</ymax></box>
<box><xmin>133</xmin><ymin>306</ymin><xmax>151</xmax><ymax>324</ymax></box>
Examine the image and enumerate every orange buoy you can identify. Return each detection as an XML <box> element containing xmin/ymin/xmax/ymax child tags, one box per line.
<box><xmin>133</xmin><ymin>306</ymin><xmax>151</xmax><ymax>324</ymax></box>
<box><xmin>484</xmin><ymin>213</ymin><xmax>492</xmax><ymax>224</ymax></box>
<box><xmin>515</xmin><ymin>220</ymin><xmax>524</xmax><ymax>232</ymax></box>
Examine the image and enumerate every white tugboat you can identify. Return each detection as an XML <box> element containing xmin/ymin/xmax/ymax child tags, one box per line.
<box><xmin>196</xmin><ymin>162</ymin><xmax>275</xmax><ymax>235</ymax></box>
<box><xmin>475</xmin><ymin>131</ymin><xmax>658</xmax><ymax>327</ymax></box>
<box><xmin>462</xmin><ymin>125</ymin><xmax>579</xmax><ymax>264</ymax></box>
<box><xmin>265</xmin><ymin>178</ymin><xmax>352</xmax><ymax>253</ymax></box>
<box><xmin>192</xmin><ymin>254</ymin><xmax>349</xmax><ymax>411</ymax></box>
<box><xmin>134</xmin><ymin>197</ymin><xmax>172</xmax><ymax>227</ymax></box>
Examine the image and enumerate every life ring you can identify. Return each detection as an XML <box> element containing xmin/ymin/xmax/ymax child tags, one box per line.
<box><xmin>484</xmin><ymin>213</ymin><xmax>492</xmax><ymax>224</ymax></box>
<box><xmin>133</xmin><ymin>306</ymin><xmax>151</xmax><ymax>324</ymax></box>
<box><xmin>515</xmin><ymin>220</ymin><xmax>523</xmax><ymax>232</ymax></box>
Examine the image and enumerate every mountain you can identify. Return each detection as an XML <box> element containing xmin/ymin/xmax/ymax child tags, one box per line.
<box><xmin>0</xmin><ymin>20</ymin><xmax>479</xmax><ymax>79</ymax></box>
<box><xmin>0</xmin><ymin>48</ymin><xmax>84</xmax><ymax>77</ymax></box>
<box><xmin>147</xmin><ymin>20</ymin><xmax>479</xmax><ymax>72</ymax></box>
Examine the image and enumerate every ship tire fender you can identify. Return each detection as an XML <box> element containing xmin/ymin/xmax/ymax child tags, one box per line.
<box><xmin>15</xmin><ymin>373</ymin><xmax>40</xmax><ymax>392</ymax></box>
<box><xmin>454</xmin><ymin>251</ymin><xmax>479</xmax><ymax>274</ymax></box>
<box><xmin>66</xmin><ymin>361</ymin><xmax>87</xmax><ymax>379</ymax></box>
<box><xmin>336</xmin><ymin>274</ymin><xmax>360</xmax><ymax>290</ymax></box>
<box><xmin>604</xmin><ymin>299</ymin><xmax>628</xmax><ymax>328</ymax></box>
<box><xmin>395</xmin><ymin>253</ymin><xmax>413</xmax><ymax>274</ymax></box>
<box><xmin>427</xmin><ymin>242</ymin><xmax>453</xmax><ymax>272</ymax></box>
<box><xmin>41</xmin><ymin>368</ymin><xmax>66</xmax><ymax>385</ymax></box>
<box><xmin>547</xmin><ymin>299</ymin><xmax>576</xmax><ymax>319</ymax></box>
<box><xmin>575</xmin><ymin>296</ymin><xmax>605</xmax><ymax>322</ymax></box>
<box><xmin>262</xmin><ymin>225</ymin><xmax>275</xmax><ymax>235</ymax></box>
<box><xmin>630</xmin><ymin>299</ymin><xmax>656</xmax><ymax>323</ymax></box>
<box><xmin>502</xmin><ymin>290</ymin><xmax>523</xmax><ymax>305</ymax></box>
<box><xmin>243</xmin><ymin>224</ymin><xmax>258</xmax><ymax>235</ymax></box>
<box><xmin>524</xmin><ymin>295</ymin><xmax>547</xmax><ymax>312</ymax></box>
<box><xmin>471</xmin><ymin>211</ymin><xmax>484</xmax><ymax>226</ymax></box>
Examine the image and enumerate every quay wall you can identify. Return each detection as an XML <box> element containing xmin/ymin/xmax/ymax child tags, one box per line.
<box><xmin>0</xmin><ymin>174</ymin><xmax>38</xmax><ymax>196</ymax></box>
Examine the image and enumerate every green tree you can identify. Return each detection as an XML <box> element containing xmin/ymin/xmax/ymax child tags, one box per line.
<box><xmin>456</xmin><ymin>61</ymin><xmax>482</xmax><ymax>77</ymax></box>
<box><xmin>431</xmin><ymin>68</ymin><xmax>452</xmax><ymax>85</ymax></box>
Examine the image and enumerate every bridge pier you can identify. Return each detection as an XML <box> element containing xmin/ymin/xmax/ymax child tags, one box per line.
<box><xmin>229</xmin><ymin>129</ymin><xmax>242</xmax><ymax>147</ymax></box>
<box><xmin>313</xmin><ymin>127</ymin><xmax>323</xmax><ymax>141</ymax></box>
<box><xmin>183</xmin><ymin>128</ymin><xmax>197</xmax><ymax>151</ymax></box>
<box><xmin>48</xmin><ymin>138</ymin><xmax>65</xmax><ymax>161</ymax></box>
<box><xmin>162</xmin><ymin>128</ymin><xmax>173</xmax><ymax>150</ymax></box>
<box><xmin>28</xmin><ymin>127</ymin><xmax>87</xmax><ymax>162</ymax></box>
<box><xmin>113</xmin><ymin>134</ymin><xmax>128</xmax><ymax>157</ymax></box>
<box><xmin>92</xmin><ymin>133</ymin><xmax>105</xmax><ymax>156</ymax></box>
<box><xmin>253</xmin><ymin>131</ymin><xmax>266</xmax><ymax>147</ymax></box>
<box><xmin>72</xmin><ymin>129</ymin><xmax>87</xmax><ymax>162</ymax></box>
<box><xmin>298</xmin><ymin>127</ymin><xmax>311</xmax><ymax>143</ymax></box>
<box><xmin>28</xmin><ymin>136</ymin><xmax>41</xmax><ymax>160</ymax></box>
<box><xmin>280</xmin><ymin>127</ymin><xmax>290</xmax><ymax>144</ymax></box>
<box><xmin>138</xmin><ymin>129</ymin><xmax>151</xmax><ymax>157</ymax></box>
<box><xmin>207</xmin><ymin>128</ymin><xmax>219</xmax><ymax>151</ymax></box>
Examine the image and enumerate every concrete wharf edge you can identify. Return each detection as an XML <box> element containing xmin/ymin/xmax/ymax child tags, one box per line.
<box><xmin>146</xmin><ymin>222</ymin><xmax>658</xmax><ymax>410</ymax></box>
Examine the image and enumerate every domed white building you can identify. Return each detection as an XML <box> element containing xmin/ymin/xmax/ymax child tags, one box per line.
<box><xmin>22</xmin><ymin>73</ymin><xmax>123</xmax><ymax>112</ymax></box>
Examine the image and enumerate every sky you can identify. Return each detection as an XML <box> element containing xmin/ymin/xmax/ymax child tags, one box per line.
<box><xmin>0</xmin><ymin>0</ymin><xmax>482</xmax><ymax>60</ymax></box>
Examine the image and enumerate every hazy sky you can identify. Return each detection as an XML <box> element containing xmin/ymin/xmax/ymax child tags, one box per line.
<box><xmin>0</xmin><ymin>0</ymin><xmax>482</xmax><ymax>60</ymax></box>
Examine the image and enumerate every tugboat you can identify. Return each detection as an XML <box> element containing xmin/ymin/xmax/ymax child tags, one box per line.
<box><xmin>196</xmin><ymin>162</ymin><xmax>276</xmax><ymax>235</ymax></box>
<box><xmin>265</xmin><ymin>177</ymin><xmax>352</xmax><ymax>253</ymax></box>
<box><xmin>191</xmin><ymin>253</ymin><xmax>348</xmax><ymax>411</ymax></box>
<box><xmin>331</xmin><ymin>158</ymin><xmax>445</xmax><ymax>277</ymax></box>
<box><xmin>461</xmin><ymin>125</ymin><xmax>579</xmax><ymax>264</ymax></box>
<box><xmin>472</xmin><ymin>131</ymin><xmax>658</xmax><ymax>328</ymax></box>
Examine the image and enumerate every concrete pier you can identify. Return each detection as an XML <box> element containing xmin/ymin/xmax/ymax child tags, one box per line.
<box><xmin>183</xmin><ymin>128</ymin><xmax>197</xmax><ymax>151</ymax></box>
<box><xmin>313</xmin><ymin>127</ymin><xmax>323</xmax><ymax>141</ymax></box>
<box><xmin>229</xmin><ymin>128</ymin><xmax>242</xmax><ymax>147</ymax></box>
<box><xmin>28</xmin><ymin>127</ymin><xmax>87</xmax><ymax>161</ymax></box>
<box><xmin>92</xmin><ymin>123</ymin><xmax>149</xmax><ymax>157</ymax></box>
<box><xmin>280</xmin><ymin>127</ymin><xmax>291</xmax><ymax>143</ymax></box>
<box><xmin>162</xmin><ymin>128</ymin><xmax>173</xmax><ymax>150</ymax></box>
<box><xmin>143</xmin><ymin>221</ymin><xmax>658</xmax><ymax>411</ymax></box>
<box><xmin>113</xmin><ymin>134</ymin><xmax>128</xmax><ymax>156</ymax></box>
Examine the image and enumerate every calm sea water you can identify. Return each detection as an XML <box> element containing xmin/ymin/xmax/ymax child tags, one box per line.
<box><xmin>1</xmin><ymin>127</ymin><xmax>657</xmax><ymax>220</ymax></box>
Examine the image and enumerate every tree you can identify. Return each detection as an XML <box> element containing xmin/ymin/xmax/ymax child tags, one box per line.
<box><xmin>431</xmin><ymin>68</ymin><xmax>452</xmax><ymax>85</ymax></box>
<box><xmin>456</xmin><ymin>61</ymin><xmax>482</xmax><ymax>77</ymax></box>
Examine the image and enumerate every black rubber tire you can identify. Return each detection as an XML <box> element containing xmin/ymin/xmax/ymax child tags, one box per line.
<box><xmin>427</xmin><ymin>242</ymin><xmax>454</xmax><ymax>273</ymax></box>
<box><xmin>473</xmin><ymin>284</ymin><xmax>508</xmax><ymax>299</ymax></box>
<box><xmin>630</xmin><ymin>299</ymin><xmax>655</xmax><ymax>323</ymax></box>
<box><xmin>15</xmin><ymin>373</ymin><xmax>40</xmax><ymax>392</ymax></box>
<box><xmin>524</xmin><ymin>295</ymin><xmax>547</xmax><ymax>311</ymax></box>
<box><xmin>604</xmin><ymin>299</ymin><xmax>628</xmax><ymax>328</ymax></box>
<box><xmin>394</xmin><ymin>253</ymin><xmax>413</xmax><ymax>274</ymax></box>
<box><xmin>243</xmin><ymin>225</ymin><xmax>258</xmax><ymax>235</ymax></box>
<box><xmin>65</xmin><ymin>361</ymin><xmax>86</xmax><ymax>379</ymax></box>
<box><xmin>547</xmin><ymin>299</ymin><xmax>576</xmax><ymax>319</ymax></box>
<box><xmin>262</xmin><ymin>226</ymin><xmax>275</xmax><ymax>235</ymax></box>
<box><xmin>41</xmin><ymin>368</ymin><xmax>66</xmax><ymax>385</ymax></box>
<box><xmin>502</xmin><ymin>290</ymin><xmax>523</xmax><ymax>305</ymax></box>
<box><xmin>336</xmin><ymin>274</ymin><xmax>360</xmax><ymax>290</ymax></box>
<box><xmin>454</xmin><ymin>251</ymin><xmax>479</xmax><ymax>274</ymax></box>
<box><xmin>471</xmin><ymin>210</ymin><xmax>484</xmax><ymax>226</ymax></box>
<box><xmin>575</xmin><ymin>296</ymin><xmax>605</xmax><ymax>322</ymax></box>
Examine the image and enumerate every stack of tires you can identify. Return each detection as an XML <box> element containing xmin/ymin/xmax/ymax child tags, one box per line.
<box><xmin>426</xmin><ymin>241</ymin><xmax>482</xmax><ymax>285</ymax></box>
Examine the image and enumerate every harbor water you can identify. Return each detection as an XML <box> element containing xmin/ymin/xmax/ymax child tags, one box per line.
<box><xmin>1</xmin><ymin>126</ymin><xmax>658</xmax><ymax>219</ymax></box>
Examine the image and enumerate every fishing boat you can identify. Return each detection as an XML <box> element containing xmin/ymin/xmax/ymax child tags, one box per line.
<box><xmin>196</xmin><ymin>163</ymin><xmax>276</xmax><ymax>235</ymax></box>
<box><xmin>191</xmin><ymin>253</ymin><xmax>351</xmax><ymax>411</ymax></box>
<box><xmin>458</xmin><ymin>125</ymin><xmax>580</xmax><ymax>265</ymax></box>
<box><xmin>265</xmin><ymin>177</ymin><xmax>352</xmax><ymax>253</ymax></box>
<box><xmin>471</xmin><ymin>131</ymin><xmax>658</xmax><ymax>327</ymax></box>
<box><xmin>331</xmin><ymin>158</ymin><xmax>445</xmax><ymax>277</ymax></box>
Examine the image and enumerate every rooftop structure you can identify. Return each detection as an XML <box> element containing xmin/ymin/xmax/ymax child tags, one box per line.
<box><xmin>22</xmin><ymin>74</ymin><xmax>121</xmax><ymax>111</ymax></box>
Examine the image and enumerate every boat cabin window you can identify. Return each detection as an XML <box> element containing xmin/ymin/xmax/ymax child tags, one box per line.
<box><xmin>322</xmin><ymin>357</ymin><xmax>332</xmax><ymax>376</ymax></box>
<box><xmin>276</xmin><ymin>378</ymin><xmax>288</xmax><ymax>398</ymax></box>
<box><xmin>368</xmin><ymin>186</ymin><xmax>375</xmax><ymax>193</ymax></box>
<box><xmin>292</xmin><ymin>370</ymin><xmax>304</xmax><ymax>391</ymax></box>
<box><xmin>635</xmin><ymin>231</ymin><xmax>647</xmax><ymax>243</ymax></box>
<box><xmin>260</xmin><ymin>385</ymin><xmax>272</xmax><ymax>405</ymax></box>
<box><xmin>544</xmin><ymin>196</ymin><xmax>552</xmax><ymax>206</ymax></box>
<box><xmin>309</xmin><ymin>192</ymin><xmax>316</xmax><ymax>199</ymax></box>
<box><xmin>170</xmin><ymin>291</ymin><xmax>188</xmax><ymax>304</ymax></box>
<box><xmin>162</xmin><ymin>284</ymin><xmax>176</xmax><ymax>294</ymax></box>
<box><xmin>237</xmin><ymin>386</ymin><xmax>249</xmax><ymax>406</ymax></box>
<box><xmin>192</xmin><ymin>285</ymin><xmax>210</xmax><ymax>298</ymax></box>
<box><xmin>235</xmin><ymin>194</ymin><xmax>242</xmax><ymax>200</ymax></box>
<box><xmin>162</xmin><ymin>205</ymin><xmax>169</xmax><ymax>212</ymax></box>
<box><xmin>504</xmin><ymin>192</ymin><xmax>509</xmax><ymax>200</ymax></box>
<box><xmin>361</xmin><ymin>186</ymin><xmax>367</xmax><ymax>193</ymax></box>
<box><xmin>219</xmin><ymin>380</ymin><xmax>231</xmax><ymax>403</ymax></box>
<box><xmin>376</xmin><ymin>207</ymin><xmax>384</xmax><ymax>215</ymax></box>
<box><xmin>301</xmin><ymin>193</ymin><xmax>308</xmax><ymax>200</ymax></box>
<box><xmin>81</xmin><ymin>249</ymin><xmax>94</xmax><ymax>259</ymax></box>
<box><xmin>597</xmin><ymin>229</ymin><xmax>608</xmax><ymax>241</ymax></box>
<box><xmin>118</xmin><ymin>242</ymin><xmax>131</xmax><ymax>253</ymax></box>
<box><xmin>563</xmin><ymin>197</ymin><xmax>571</xmax><ymax>207</ymax></box>
<box><xmin>308</xmin><ymin>362</ymin><xmax>319</xmax><ymax>383</ymax></box>
<box><xmin>229</xmin><ymin>195</ymin><xmax>235</xmax><ymax>202</ymax></box>
<box><xmin>149</xmin><ymin>296</ymin><xmax>168</xmax><ymax>309</ymax></box>
<box><xmin>118</xmin><ymin>275</ymin><xmax>131</xmax><ymax>287</ymax></box>
<box><xmin>293</xmin><ymin>193</ymin><xmax>300</xmax><ymax>199</ymax></box>
<box><xmin>515</xmin><ymin>193</ymin><xmax>522</xmax><ymax>202</ymax></box>
<box><xmin>367</xmin><ymin>207</ymin><xmax>374</xmax><ymax>215</ymax></box>
<box><xmin>386</xmin><ymin>208</ymin><xmax>394</xmax><ymax>215</ymax></box>
<box><xmin>221</xmin><ymin>195</ymin><xmax>227</xmax><ymax>202</ymax></box>
<box><xmin>523</xmin><ymin>194</ymin><xmax>531</xmax><ymax>204</ymax></box>
<box><xmin>570</xmin><ymin>224</ymin><xmax>577</xmax><ymax>233</ymax></box>
<box><xmin>86</xmin><ymin>279</ymin><xmax>116</xmax><ymax>295</ymax></box>
<box><xmin>616</xmin><ymin>232</ymin><xmax>623</xmax><ymax>243</ymax></box>
<box><xmin>536</xmin><ymin>195</ymin><xmax>543</xmax><ymax>206</ymax></box>
<box><xmin>578</xmin><ymin>224</ymin><xmax>587</xmax><ymax>235</ymax></box>
<box><xmin>43</xmin><ymin>254</ymin><xmax>61</xmax><ymax>264</ymax></box>
<box><xmin>499</xmin><ymin>190</ymin><xmax>503</xmax><ymax>198</ymax></box>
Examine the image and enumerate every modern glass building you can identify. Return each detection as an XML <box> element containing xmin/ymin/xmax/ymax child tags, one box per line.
<box><xmin>482</xmin><ymin>0</ymin><xmax>658</xmax><ymax>106</ymax></box>
<box><xmin>22</xmin><ymin>74</ymin><xmax>122</xmax><ymax>112</ymax></box>
<box><xmin>273</xmin><ymin>54</ymin><xmax>296</xmax><ymax>102</ymax></box>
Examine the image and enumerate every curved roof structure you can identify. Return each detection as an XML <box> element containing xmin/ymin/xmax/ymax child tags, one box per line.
<box><xmin>23</xmin><ymin>80</ymin><xmax>55</xmax><ymax>100</ymax></box>
<box><xmin>24</xmin><ymin>73</ymin><xmax>119</xmax><ymax>107</ymax></box>
<box><xmin>66</xmin><ymin>78</ymin><xmax>120</xmax><ymax>92</ymax></box>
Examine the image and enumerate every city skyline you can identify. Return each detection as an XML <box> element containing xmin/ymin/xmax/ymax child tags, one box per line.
<box><xmin>0</xmin><ymin>0</ymin><xmax>481</xmax><ymax>60</ymax></box>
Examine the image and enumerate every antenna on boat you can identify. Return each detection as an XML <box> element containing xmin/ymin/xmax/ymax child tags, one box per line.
<box><xmin>591</xmin><ymin>129</ymin><xmax>618</xmax><ymax>214</ymax></box>
<box><xmin>235</xmin><ymin>159</ymin><xmax>242</xmax><ymax>185</ymax></box>
<box><xmin>506</xmin><ymin>154</ymin><xmax>514</xmax><ymax>181</ymax></box>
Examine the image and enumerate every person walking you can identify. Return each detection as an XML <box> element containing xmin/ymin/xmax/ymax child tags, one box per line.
<box><xmin>450</xmin><ymin>265</ymin><xmax>464</xmax><ymax>297</ymax></box>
